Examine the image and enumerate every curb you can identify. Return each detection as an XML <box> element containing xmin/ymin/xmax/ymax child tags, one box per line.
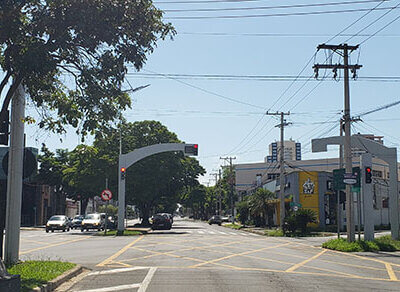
<box><xmin>31</xmin><ymin>265</ymin><xmax>83</xmax><ymax>292</ymax></box>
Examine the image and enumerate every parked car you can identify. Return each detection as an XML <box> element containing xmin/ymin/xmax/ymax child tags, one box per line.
<box><xmin>208</xmin><ymin>215</ymin><xmax>222</xmax><ymax>226</ymax></box>
<box><xmin>159</xmin><ymin>213</ymin><xmax>173</xmax><ymax>224</ymax></box>
<box><xmin>221</xmin><ymin>215</ymin><xmax>234</xmax><ymax>223</ymax></box>
<box><xmin>81</xmin><ymin>213</ymin><xmax>105</xmax><ymax>231</ymax></box>
<box><xmin>71</xmin><ymin>215</ymin><xmax>84</xmax><ymax>229</ymax></box>
<box><xmin>46</xmin><ymin>215</ymin><xmax>70</xmax><ymax>232</ymax></box>
<box><xmin>151</xmin><ymin>214</ymin><xmax>172</xmax><ymax>230</ymax></box>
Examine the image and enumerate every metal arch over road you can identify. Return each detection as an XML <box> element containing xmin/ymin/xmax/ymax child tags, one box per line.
<box><xmin>117</xmin><ymin>143</ymin><xmax>198</xmax><ymax>233</ymax></box>
<box><xmin>312</xmin><ymin>134</ymin><xmax>399</xmax><ymax>239</ymax></box>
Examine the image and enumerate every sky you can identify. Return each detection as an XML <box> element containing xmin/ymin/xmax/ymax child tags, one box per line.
<box><xmin>23</xmin><ymin>0</ymin><xmax>400</xmax><ymax>185</ymax></box>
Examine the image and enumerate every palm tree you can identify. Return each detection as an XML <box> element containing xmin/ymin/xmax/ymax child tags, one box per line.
<box><xmin>248</xmin><ymin>188</ymin><xmax>275</xmax><ymax>227</ymax></box>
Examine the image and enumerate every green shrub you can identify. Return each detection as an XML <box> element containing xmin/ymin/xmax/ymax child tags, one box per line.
<box><xmin>322</xmin><ymin>236</ymin><xmax>400</xmax><ymax>252</ymax></box>
<box><xmin>283</xmin><ymin>209</ymin><xmax>317</xmax><ymax>235</ymax></box>
<box><xmin>374</xmin><ymin>235</ymin><xmax>400</xmax><ymax>251</ymax></box>
<box><xmin>265</xmin><ymin>229</ymin><xmax>284</xmax><ymax>237</ymax></box>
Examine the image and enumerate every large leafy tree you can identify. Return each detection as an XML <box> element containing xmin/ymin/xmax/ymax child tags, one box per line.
<box><xmin>93</xmin><ymin>120</ymin><xmax>205</xmax><ymax>225</ymax></box>
<box><xmin>0</xmin><ymin>0</ymin><xmax>174</xmax><ymax>135</ymax></box>
<box><xmin>248</xmin><ymin>188</ymin><xmax>275</xmax><ymax>227</ymax></box>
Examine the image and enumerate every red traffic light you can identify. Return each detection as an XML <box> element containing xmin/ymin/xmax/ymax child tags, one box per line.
<box><xmin>366</xmin><ymin>167</ymin><xmax>371</xmax><ymax>173</ymax></box>
<box><xmin>194</xmin><ymin>144</ymin><xmax>198</xmax><ymax>149</ymax></box>
<box><xmin>121</xmin><ymin>167</ymin><xmax>126</xmax><ymax>173</ymax></box>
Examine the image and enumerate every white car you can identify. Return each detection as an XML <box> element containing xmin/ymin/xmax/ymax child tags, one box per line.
<box><xmin>46</xmin><ymin>215</ymin><xmax>70</xmax><ymax>233</ymax></box>
<box><xmin>81</xmin><ymin>213</ymin><xmax>105</xmax><ymax>231</ymax></box>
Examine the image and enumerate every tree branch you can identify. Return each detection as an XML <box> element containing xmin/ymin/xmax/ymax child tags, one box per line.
<box><xmin>0</xmin><ymin>75</ymin><xmax>22</xmax><ymax>123</ymax></box>
<box><xmin>0</xmin><ymin>71</ymin><xmax>12</xmax><ymax>97</ymax></box>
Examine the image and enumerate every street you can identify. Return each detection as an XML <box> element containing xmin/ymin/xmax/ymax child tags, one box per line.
<box><xmin>19</xmin><ymin>219</ymin><xmax>400</xmax><ymax>291</ymax></box>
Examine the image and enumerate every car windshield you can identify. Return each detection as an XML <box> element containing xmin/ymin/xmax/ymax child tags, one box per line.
<box><xmin>85</xmin><ymin>214</ymin><xmax>100</xmax><ymax>219</ymax></box>
<box><xmin>74</xmin><ymin>216</ymin><xmax>83</xmax><ymax>220</ymax></box>
<box><xmin>49</xmin><ymin>216</ymin><xmax>64</xmax><ymax>221</ymax></box>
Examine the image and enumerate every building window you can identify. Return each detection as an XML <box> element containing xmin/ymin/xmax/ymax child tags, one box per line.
<box><xmin>372</xmin><ymin>170</ymin><xmax>382</xmax><ymax>178</ymax></box>
<box><xmin>382</xmin><ymin>198</ymin><xmax>389</xmax><ymax>208</ymax></box>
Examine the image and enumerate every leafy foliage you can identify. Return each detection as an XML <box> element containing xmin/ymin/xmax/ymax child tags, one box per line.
<box><xmin>0</xmin><ymin>0</ymin><xmax>175</xmax><ymax>136</ymax></box>
<box><xmin>235</xmin><ymin>200</ymin><xmax>249</xmax><ymax>225</ymax></box>
<box><xmin>247</xmin><ymin>188</ymin><xmax>275</xmax><ymax>227</ymax></box>
<box><xmin>283</xmin><ymin>209</ymin><xmax>317</xmax><ymax>235</ymax></box>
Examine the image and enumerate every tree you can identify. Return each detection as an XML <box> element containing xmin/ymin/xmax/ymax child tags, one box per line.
<box><xmin>248</xmin><ymin>188</ymin><xmax>275</xmax><ymax>227</ymax></box>
<box><xmin>93</xmin><ymin>120</ymin><xmax>205</xmax><ymax>225</ymax></box>
<box><xmin>0</xmin><ymin>0</ymin><xmax>175</xmax><ymax>136</ymax></box>
<box><xmin>236</xmin><ymin>200</ymin><xmax>249</xmax><ymax>226</ymax></box>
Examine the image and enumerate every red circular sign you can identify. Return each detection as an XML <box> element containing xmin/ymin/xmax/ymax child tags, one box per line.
<box><xmin>101</xmin><ymin>189</ymin><xmax>112</xmax><ymax>201</ymax></box>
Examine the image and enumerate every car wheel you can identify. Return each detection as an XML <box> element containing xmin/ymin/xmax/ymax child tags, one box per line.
<box><xmin>62</xmin><ymin>229</ymin><xmax>65</xmax><ymax>232</ymax></box>
<box><xmin>51</xmin><ymin>230</ymin><xmax>54</xmax><ymax>233</ymax></box>
<box><xmin>218</xmin><ymin>223</ymin><xmax>221</xmax><ymax>226</ymax></box>
<box><xmin>46</xmin><ymin>229</ymin><xmax>49</xmax><ymax>233</ymax></box>
<box><xmin>81</xmin><ymin>229</ymin><xmax>84</xmax><ymax>232</ymax></box>
<box><xmin>209</xmin><ymin>223</ymin><xmax>212</xmax><ymax>225</ymax></box>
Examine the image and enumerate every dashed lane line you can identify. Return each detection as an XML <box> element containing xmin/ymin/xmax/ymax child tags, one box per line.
<box><xmin>385</xmin><ymin>263</ymin><xmax>398</xmax><ymax>281</ymax></box>
<box><xmin>77</xmin><ymin>283</ymin><xmax>141</xmax><ymax>292</ymax></box>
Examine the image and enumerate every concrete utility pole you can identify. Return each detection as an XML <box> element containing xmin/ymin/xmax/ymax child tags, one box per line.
<box><xmin>4</xmin><ymin>84</ymin><xmax>25</xmax><ymax>265</ymax></box>
<box><xmin>313</xmin><ymin>43</ymin><xmax>362</xmax><ymax>242</ymax></box>
<box><xmin>266</xmin><ymin>111</ymin><xmax>291</xmax><ymax>229</ymax></box>
<box><xmin>220</xmin><ymin>157</ymin><xmax>236</xmax><ymax>221</ymax></box>
<box><xmin>210</xmin><ymin>172</ymin><xmax>219</xmax><ymax>215</ymax></box>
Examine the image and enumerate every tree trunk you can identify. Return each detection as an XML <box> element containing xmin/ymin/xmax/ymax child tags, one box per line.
<box><xmin>81</xmin><ymin>198</ymin><xmax>89</xmax><ymax>215</ymax></box>
<box><xmin>140</xmin><ymin>205</ymin><xmax>151</xmax><ymax>227</ymax></box>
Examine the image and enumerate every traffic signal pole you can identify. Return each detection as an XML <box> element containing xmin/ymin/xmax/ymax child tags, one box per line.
<box><xmin>361</xmin><ymin>153</ymin><xmax>374</xmax><ymax>241</ymax></box>
<box><xmin>4</xmin><ymin>84</ymin><xmax>25</xmax><ymax>265</ymax></box>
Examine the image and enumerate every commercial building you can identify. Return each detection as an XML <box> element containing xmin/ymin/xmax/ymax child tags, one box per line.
<box><xmin>266</xmin><ymin>139</ymin><xmax>301</xmax><ymax>162</ymax></box>
<box><xmin>235</xmin><ymin>154</ymin><xmax>399</xmax><ymax>229</ymax></box>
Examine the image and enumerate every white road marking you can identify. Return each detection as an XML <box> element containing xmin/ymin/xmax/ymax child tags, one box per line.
<box><xmin>76</xmin><ymin>283</ymin><xmax>141</xmax><ymax>292</ymax></box>
<box><xmin>208</xmin><ymin>231</ymin><xmax>216</xmax><ymax>234</ymax></box>
<box><xmin>198</xmin><ymin>230</ymin><xmax>205</xmax><ymax>234</ymax></box>
<box><xmin>218</xmin><ymin>231</ymin><xmax>227</xmax><ymax>235</ymax></box>
<box><xmin>138</xmin><ymin>267</ymin><xmax>157</xmax><ymax>292</ymax></box>
<box><xmin>88</xmin><ymin>266</ymin><xmax>149</xmax><ymax>276</ymax></box>
<box><xmin>228</xmin><ymin>232</ymin><xmax>237</xmax><ymax>235</ymax></box>
<box><xmin>186</xmin><ymin>230</ymin><xmax>193</xmax><ymax>233</ymax></box>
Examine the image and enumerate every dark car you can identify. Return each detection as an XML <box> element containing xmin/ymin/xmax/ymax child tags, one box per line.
<box><xmin>159</xmin><ymin>213</ymin><xmax>173</xmax><ymax>224</ymax></box>
<box><xmin>208</xmin><ymin>215</ymin><xmax>222</xmax><ymax>226</ymax></box>
<box><xmin>46</xmin><ymin>215</ymin><xmax>70</xmax><ymax>232</ymax></box>
<box><xmin>151</xmin><ymin>214</ymin><xmax>172</xmax><ymax>230</ymax></box>
<box><xmin>71</xmin><ymin>215</ymin><xmax>84</xmax><ymax>229</ymax></box>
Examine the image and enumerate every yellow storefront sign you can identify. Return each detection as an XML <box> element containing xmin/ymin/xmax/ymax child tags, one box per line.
<box><xmin>298</xmin><ymin>172</ymin><xmax>319</xmax><ymax>225</ymax></box>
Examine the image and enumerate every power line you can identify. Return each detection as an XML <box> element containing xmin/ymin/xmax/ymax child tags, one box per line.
<box><xmin>165</xmin><ymin>6</ymin><xmax>400</xmax><ymax>20</ymax></box>
<box><xmin>179</xmin><ymin>32</ymin><xmax>400</xmax><ymax>38</ymax></box>
<box><xmin>155</xmin><ymin>0</ymin><xmax>262</xmax><ymax>4</ymax></box>
<box><xmin>163</xmin><ymin>0</ymin><xmax>388</xmax><ymax>13</ymax></box>
<box><xmin>140</xmin><ymin>69</ymin><xmax>263</xmax><ymax>109</ymax></box>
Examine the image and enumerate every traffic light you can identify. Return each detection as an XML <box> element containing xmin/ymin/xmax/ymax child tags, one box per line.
<box><xmin>184</xmin><ymin>144</ymin><xmax>198</xmax><ymax>156</ymax></box>
<box><xmin>0</xmin><ymin>110</ymin><xmax>9</xmax><ymax>145</ymax></box>
<box><xmin>365</xmin><ymin>167</ymin><xmax>372</xmax><ymax>184</ymax></box>
<box><xmin>120</xmin><ymin>167</ymin><xmax>126</xmax><ymax>180</ymax></box>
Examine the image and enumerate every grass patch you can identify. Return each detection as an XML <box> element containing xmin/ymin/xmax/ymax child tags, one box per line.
<box><xmin>223</xmin><ymin>223</ymin><xmax>243</xmax><ymax>230</ymax></box>
<box><xmin>265</xmin><ymin>229</ymin><xmax>284</xmax><ymax>237</ymax></box>
<box><xmin>322</xmin><ymin>236</ymin><xmax>400</xmax><ymax>252</ymax></box>
<box><xmin>95</xmin><ymin>229</ymin><xmax>142</xmax><ymax>236</ymax></box>
<box><xmin>7</xmin><ymin>261</ymin><xmax>76</xmax><ymax>292</ymax></box>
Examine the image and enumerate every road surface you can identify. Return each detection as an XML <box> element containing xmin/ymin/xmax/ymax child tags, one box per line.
<box><xmin>19</xmin><ymin>219</ymin><xmax>400</xmax><ymax>291</ymax></box>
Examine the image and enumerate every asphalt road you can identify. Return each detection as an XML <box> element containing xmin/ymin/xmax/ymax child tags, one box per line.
<box><xmin>18</xmin><ymin>219</ymin><xmax>400</xmax><ymax>291</ymax></box>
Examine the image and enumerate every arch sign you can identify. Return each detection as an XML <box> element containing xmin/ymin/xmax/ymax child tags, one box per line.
<box><xmin>117</xmin><ymin>143</ymin><xmax>198</xmax><ymax>234</ymax></box>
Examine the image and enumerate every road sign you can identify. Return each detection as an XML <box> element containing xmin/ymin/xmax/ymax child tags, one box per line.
<box><xmin>333</xmin><ymin>167</ymin><xmax>360</xmax><ymax>190</ymax></box>
<box><xmin>343</xmin><ymin>178</ymin><xmax>357</xmax><ymax>185</ymax></box>
<box><xmin>101</xmin><ymin>189</ymin><xmax>112</xmax><ymax>201</ymax></box>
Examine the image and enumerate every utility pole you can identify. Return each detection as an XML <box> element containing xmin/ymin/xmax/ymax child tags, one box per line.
<box><xmin>337</xmin><ymin>118</ymin><xmax>344</xmax><ymax>238</ymax></box>
<box><xmin>4</xmin><ymin>84</ymin><xmax>25</xmax><ymax>265</ymax></box>
<box><xmin>266</xmin><ymin>111</ymin><xmax>291</xmax><ymax>229</ymax></box>
<box><xmin>314</xmin><ymin>43</ymin><xmax>362</xmax><ymax>242</ymax></box>
<box><xmin>210</xmin><ymin>172</ymin><xmax>219</xmax><ymax>215</ymax></box>
<box><xmin>220</xmin><ymin>157</ymin><xmax>236</xmax><ymax>221</ymax></box>
<box><xmin>218</xmin><ymin>169</ymin><xmax>222</xmax><ymax>216</ymax></box>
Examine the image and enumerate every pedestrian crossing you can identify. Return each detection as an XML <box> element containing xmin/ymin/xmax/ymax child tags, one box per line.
<box><xmin>184</xmin><ymin>230</ymin><xmax>260</xmax><ymax>237</ymax></box>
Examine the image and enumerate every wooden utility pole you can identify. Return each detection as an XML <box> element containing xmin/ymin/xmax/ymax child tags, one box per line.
<box><xmin>266</xmin><ymin>111</ymin><xmax>291</xmax><ymax>229</ymax></box>
<box><xmin>313</xmin><ymin>43</ymin><xmax>362</xmax><ymax>242</ymax></box>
